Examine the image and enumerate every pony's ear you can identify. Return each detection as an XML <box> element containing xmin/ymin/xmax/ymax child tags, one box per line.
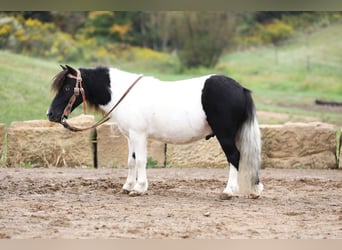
<box><xmin>60</xmin><ymin>65</ymin><xmax>67</xmax><ymax>70</ymax></box>
<box><xmin>65</xmin><ymin>65</ymin><xmax>77</xmax><ymax>75</ymax></box>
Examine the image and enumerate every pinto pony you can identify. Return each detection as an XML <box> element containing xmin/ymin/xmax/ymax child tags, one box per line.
<box><xmin>47</xmin><ymin>65</ymin><xmax>263</xmax><ymax>199</ymax></box>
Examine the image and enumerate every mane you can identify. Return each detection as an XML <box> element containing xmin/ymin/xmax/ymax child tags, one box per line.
<box><xmin>51</xmin><ymin>68</ymin><xmax>68</xmax><ymax>92</ymax></box>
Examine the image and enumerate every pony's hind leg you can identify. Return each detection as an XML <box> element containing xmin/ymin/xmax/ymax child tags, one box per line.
<box><xmin>222</xmin><ymin>163</ymin><xmax>239</xmax><ymax>199</ymax></box>
<box><xmin>215</xmin><ymin>135</ymin><xmax>241</xmax><ymax>199</ymax></box>
<box><xmin>202</xmin><ymin>75</ymin><xmax>263</xmax><ymax>199</ymax></box>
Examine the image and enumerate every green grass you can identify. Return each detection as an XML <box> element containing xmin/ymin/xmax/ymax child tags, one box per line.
<box><xmin>1</xmin><ymin>22</ymin><xmax>342</xmax><ymax>127</ymax></box>
<box><xmin>216</xmin><ymin>23</ymin><xmax>342</xmax><ymax>125</ymax></box>
<box><xmin>0</xmin><ymin>52</ymin><xmax>58</xmax><ymax>125</ymax></box>
<box><xmin>0</xmin><ymin>52</ymin><xmax>85</xmax><ymax>126</ymax></box>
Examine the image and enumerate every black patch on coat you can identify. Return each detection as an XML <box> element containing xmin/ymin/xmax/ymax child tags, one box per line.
<box><xmin>201</xmin><ymin>75</ymin><xmax>255</xmax><ymax>170</ymax></box>
<box><xmin>79</xmin><ymin>67</ymin><xmax>112</xmax><ymax>107</ymax></box>
<box><xmin>48</xmin><ymin>66</ymin><xmax>111</xmax><ymax>122</ymax></box>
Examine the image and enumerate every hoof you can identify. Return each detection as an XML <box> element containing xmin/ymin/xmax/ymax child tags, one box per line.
<box><xmin>118</xmin><ymin>189</ymin><xmax>130</xmax><ymax>195</ymax></box>
<box><xmin>248</xmin><ymin>193</ymin><xmax>260</xmax><ymax>199</ymax></box>
<box><xmin>128</xmin><ymin>190</ymin><xmax>147</xmax><ymax>197</ymax></box>
<box><xmin>219</xmin><ymin>193</ymin><xmax>234</xmax><ymax>200</ymax></box>
<box><xmin>248</xmin><ymin>183</ymin><xmax>263</xmax><ymax>199</ymax></box>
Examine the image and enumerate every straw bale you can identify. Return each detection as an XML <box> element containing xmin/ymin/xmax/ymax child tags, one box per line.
<box><xmin>96</xmin><ymin>123</ymin><xmax>165</xmax><ymax>168</ymax></box>
<box><xmin>167</xmin><ymin>122</ymin><xmax>337</xmax><ymax>169</ymax></box>
<box><xmin>166</xmin><ymin>138</ymin><xmax>226</xmax><ymax>168</ymax></box>
<box><xmin>261</xmin><ymin>122</ymin><xmax>337</xmax><ymax>169</ymax></box>
<box><xmin>7</xmin><ymin>115</ymin><xmax>94</xmax><ymax>167</ymax></box>
<box><xmin>0</xmin><ymin>123</ymin><xmax>6</xmax><ymax>161</ymax></box>
<box><xmin>339</xmin><ymin>128</ymin><xmax>342</xmax><ymax>169</ymax></box>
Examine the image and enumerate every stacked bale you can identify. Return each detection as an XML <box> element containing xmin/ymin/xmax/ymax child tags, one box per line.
<box><xmin>339</xmin><ymin>128</ymin><xmax>342</xmax><ymax>169</ymax></box>
<box><xmin>166</xmin><ymin>138</ymin><xmax>226</xmax><ymax>168</ymax></box>
<box><xmin>96</xmin><ymin>122</ymin><xmax>165</xmax><ymax>168</ymax></box>
<box><xmin>261</xmin><ymin>122</ymin><xmax>337</xmax><ymax>169</ymax></box>
<box><xmin>166</xmin><ymin>122</ymin><xmax>338</xmax><ymax>169</ymax></box>
<box><xmin>6</xmin><ymin>115</ymin><xmax>94</xmax><ymax>167</ymax></box>
<box><xmin>96</xmin><ymin>123</ymin><xmax>127</xmax><ymax>168</ymax></box>
<box><xmin>4</xmin><ymin>117</ymin><xmax>340</xmax><ymax>169</ymax></box>
<box><xmin>0</xmin><ymin>123</ymin><xmax>6</xmax><ymax>161</ymax></box>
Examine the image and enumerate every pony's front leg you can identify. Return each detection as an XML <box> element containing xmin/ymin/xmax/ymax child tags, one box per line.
<box><xmin>130</xmin><ymin>155</ymin><xmax>148</xmax><ymax>196</ymax></box>
<box><xmin>127</xmin><ymin>132</ymin><xmax>148</xmax><ymax>196</ymax></box>
<box><xmin>121</xmin><ymin>139</ymin><xmax>137</xmax><ymax>193</ymax></box>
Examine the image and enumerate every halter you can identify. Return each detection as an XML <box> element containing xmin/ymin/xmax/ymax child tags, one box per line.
<box><xmin>61</xmin><ymin>69</ymin><xmax>143</xmax><ymax>132</ymax></box>
<box><xmin>62</xmin><ymin>69</ymin><xmax>87</xmax><ymax>120</ymax></box>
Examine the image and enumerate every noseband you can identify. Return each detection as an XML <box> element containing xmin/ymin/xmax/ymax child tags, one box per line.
<box><xmin>61</xmin><ymin>69</ymin><xmax>143</xmax><ymax>132</ymax></box>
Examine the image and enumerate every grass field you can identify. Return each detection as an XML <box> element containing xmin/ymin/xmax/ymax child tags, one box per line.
<box><xmin>0</xmin><ymin>23</ymin><xmax>341</xmax><ymax>127</ymax></box>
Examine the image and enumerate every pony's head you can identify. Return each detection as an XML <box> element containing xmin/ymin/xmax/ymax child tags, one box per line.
<box><xmin>47</xmin><ymin>65</ymin><xmax>85</xmax><ymax>124</ymax></box>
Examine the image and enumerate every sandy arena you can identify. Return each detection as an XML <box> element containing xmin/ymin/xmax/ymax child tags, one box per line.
<box><xmin>0</xmin><ymin>167</ymin><xmax>341</xmax><ymax>239</ymax></box>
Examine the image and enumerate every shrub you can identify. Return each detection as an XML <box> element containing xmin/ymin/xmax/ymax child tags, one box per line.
<box><xmin>259</xmin><ymin>20</ymin><xmax>293</xmax><ymax>45</ymax></box>
<box><xmin>0</xmin><ymin>16</ymin><xmax>78</xmax><ymax>62</ymax></box>
<box><xmin>170</xmin><ymin>12</ymin><xmax>237</xmax><ymax>69</ymax></box>
<box><xmin>0</xmin><ymin>14</ymin><xmax>174</xmax><ymax>69</ymax></box>
<box><xmin>0</xmin><ymin>16</ymin><xmax>19</xmax><ymax>48</ymax></box>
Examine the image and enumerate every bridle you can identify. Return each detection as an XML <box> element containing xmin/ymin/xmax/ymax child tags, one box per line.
<box><xmin>62</xmin><ymin>69</ymin><xmax>87</xmax><ymax>120</ymax></box>
<box><xmin>61</xmin><ymin>69</ymin><xmax>143</xmax><ymax>132</ymax></box>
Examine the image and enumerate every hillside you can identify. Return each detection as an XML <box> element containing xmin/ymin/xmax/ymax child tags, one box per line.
<box><xmin>217</xmin><ymin>22</ymin><xmax>342</xmax><ymax>125</ymax></box>
<box><xmin>0</xmin><ymin>53</ymin><xmax>59</xmax><ymax>126</ymax></box>
<box><xmin>0</xmin><ymin>22</ymin><xmax>341</xmax><ymax>126</ymax></box>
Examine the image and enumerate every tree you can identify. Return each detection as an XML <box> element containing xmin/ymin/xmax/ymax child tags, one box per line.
<box><xmin>169</xmin><ymin>12</ymin><xmax>237</xmax><ymax>69</ymax></box>
<box><xmin>22</xmin><ymin>11</ymin><xmax>53</xmax><ymax>22</ymax></box>
<box><xmin>50</xmin><ymin>12</ymin><xmax>87</xmax><ymax>34</ymax></box>
<box><xmin>80</xmin><ymin>11</ymin><xmax>136</xmax><ymax>44</ymax></box>
<box><xmin>259</xmin><ymin>19</ymin><xmax>293</xmax><ymax>63</ymax></box>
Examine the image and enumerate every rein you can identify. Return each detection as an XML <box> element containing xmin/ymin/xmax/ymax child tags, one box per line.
<box><xmin>61</xmin><ymin>70</ymin><xmax>143</xmax><ymax>132</ymax></box>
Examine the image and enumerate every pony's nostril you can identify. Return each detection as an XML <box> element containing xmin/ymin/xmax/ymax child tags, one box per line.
<box><xmin>46</xmin><ymin>110</ymin><xmax>53</xmax><ymax>119</ymax></box>
<box><xmin>46</xmin><ymin>110</ymin><xmax>58</xmax><ymax>122</ymax></box>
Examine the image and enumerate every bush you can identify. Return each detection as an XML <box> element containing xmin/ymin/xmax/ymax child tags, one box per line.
<box><xmin>259</xmin><ymin>19</ymin><xmax>293</xmax><ymax>45</ymax></box>
<box><xmin>0</xmin><ymin>16</ymin><xmax>78</xmax><ymax>61</ymax></box>
<box><xmin>0</xmin><ymin>16</ymin><xmax>19</xmax><ymax>48</ymax></box>
<box><xmin>170</xmin><ymin>12</ymin><xmax>236</xmax><ymax>69</ymax></box>
<box><xmin>82</xmin><ymin>11</ymin><xmax>134</xmax><ymax>44</ymax></box>
<box><xmin>0</xmin><ymin>14</ymin><xmax>172</xmax><ymax>68</ymax></box>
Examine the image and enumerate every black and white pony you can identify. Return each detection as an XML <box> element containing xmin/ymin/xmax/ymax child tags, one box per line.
<box><xmin>47</xmin><ymin>65</ymin><xmax>263</xmax><ymax>199</ymax></box>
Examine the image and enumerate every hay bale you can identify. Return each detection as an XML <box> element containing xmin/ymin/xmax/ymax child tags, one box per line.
<box><xmin>7</xmin><ymin>115</ymin><xmax>94</xmax><ymax>167</ymax></box>
<box><xmin>261</xmin><ymin>122</ymin><xmax>337</xmax><ymax>169</ymax></box>
<box><xmin>147</xmin><ymin>139</ymin><xmax>165</xmax><ymax>168</ymax></box>
<box><xmin>0</xmin><ymin>123</ymin><xmax>6</xmax><ymax>161</ymax></box>
<box><xmin>167</xmin><ymin>122</ymin><xmax>338</xmax><ymax>169</ymax></box>
<box><xmin>96</xmin><ymin>123</ymin><xmax>165</xmax><ymax>168</ymax></box>
<box><xmin>96</xmin><ymin>123</ymin><xmax>127</xmax><ymax>168</ymax></box>
<box><xmin>339</xmin><ymin>128</ymin><xmax>342</xmax><ymax>169</ymax></box>
<box><xmin>166</xmin><ymin>138</ymin><xmax>226</xmax><ymax>168</ymax></box>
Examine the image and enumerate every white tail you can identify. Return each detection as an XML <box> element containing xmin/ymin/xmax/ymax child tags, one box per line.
<box><xmin>237</xmin><ymin>111</ymin><xmax>263</xmax><ymax>196</ymax></box>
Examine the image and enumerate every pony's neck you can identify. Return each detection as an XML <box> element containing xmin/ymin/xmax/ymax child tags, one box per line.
<box><xmin>106</xmin><ymin>67</ymin><xmax>145</xmax><ymax>101</ymax></box>
<box><xmin>108</xmin><ymin>68</ymin><xmax>143</xmax><ymax>88</ymax></box>
<box><xmin>79</xmin><ymin>67</ymin><xmax>112</xmax><ymax>108</ymax></box>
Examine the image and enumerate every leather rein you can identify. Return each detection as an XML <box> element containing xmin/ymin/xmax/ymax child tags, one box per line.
<box><xmin>61</xmin><ymin>69</ymin><xmax>143</xmax><ymax>132</ymax></box>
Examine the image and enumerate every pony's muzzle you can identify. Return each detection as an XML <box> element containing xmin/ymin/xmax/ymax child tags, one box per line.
<box><xmin>46</xmin><ymin>109</ymin><xmax>64</xmax><ymax>124</ymax></box>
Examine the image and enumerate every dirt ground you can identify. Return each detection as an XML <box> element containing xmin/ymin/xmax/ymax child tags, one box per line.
<box><xmin>0</xmin><ymin>167</ymin><xmax>341</xmax><ymax>239</ymax></box>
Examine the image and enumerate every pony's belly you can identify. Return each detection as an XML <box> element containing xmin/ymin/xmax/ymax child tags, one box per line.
<box><xmin>145</xmin><ymin>102</ymin><xmax>213</xmax><ymax>144</ymax></box>
<box><xmin>149</xmin><ymin>122</ymin><xmax>213</xmax><ymax>144</ymax></box>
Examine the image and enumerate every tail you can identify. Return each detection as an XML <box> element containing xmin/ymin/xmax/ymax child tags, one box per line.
<box><xmin>237</xmin><ymin>89</ymin><xmax>263</xmax><ymax>196</ymax></box>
